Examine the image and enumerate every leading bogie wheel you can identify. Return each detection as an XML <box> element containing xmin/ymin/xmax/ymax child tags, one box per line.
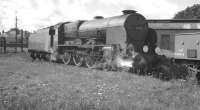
<box><xmin>62</xmin><ymin>52</ymin><xmax>71</xmax><ymax>65</ymax></box>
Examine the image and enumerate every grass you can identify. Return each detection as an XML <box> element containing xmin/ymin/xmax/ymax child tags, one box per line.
<box><xmin>0</xmin><ymin>53</ymin><xmax>200</xmax><ymax>110</ymax></box>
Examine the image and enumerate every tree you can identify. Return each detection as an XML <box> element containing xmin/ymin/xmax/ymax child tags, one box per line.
<box><xmin>173</xmin><ymin>4</ymin><xmax>200</xmax><ymax>19</ymax></box>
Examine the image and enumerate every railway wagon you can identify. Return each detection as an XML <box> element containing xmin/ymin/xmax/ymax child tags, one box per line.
<box><xmin>175</xmin><ymin>32</ymin><xmax>200</xmax><ymax>62</ymax></box>
<box><xmin>174</xmin><ymin>32</ymin><xmax>200</xmax><ymax>80</ymax></box>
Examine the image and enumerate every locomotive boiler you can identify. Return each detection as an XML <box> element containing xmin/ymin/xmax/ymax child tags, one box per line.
<box><xmin>28</xmin><ymin>10</ymin><xmax>156</xmax><ymax>69</ymax></box>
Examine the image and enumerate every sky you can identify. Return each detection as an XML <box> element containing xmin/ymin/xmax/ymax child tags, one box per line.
<box><xmin>0</xmin><ymin>0</ymin><xmax>199</xmax><ymax>32</ymax></box>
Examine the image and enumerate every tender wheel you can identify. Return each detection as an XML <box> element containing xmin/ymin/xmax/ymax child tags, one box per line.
<box><xmin>36</xmin><ymin>53</ymin><xmax>41</xmax><ymax>60</ymax></box>
<box><xmin>62</xmin><ymin>52</ymin><xmax>71</xmax><ymax>64</ymax></box>
<box><xmin>73</xmin><ymin>54</ymin><xmax>84</xmax><ymax>66</ymax></box>
<box><xmin>85</xmin><ymin>55</ymin><xmax>96</xmax><ymax>68</ymax></box>
<box><xmin>30</xmin><ymin>52</ymin><xmax>36</xmax><ymax>60</ymax></box>
<box><xmin>38</xmin><ymin>53</ymin><xmax>43</xmax><ymax>60</ymax></box>
<box><xmin>41</xmin><ymin>53</ymin><xmax>46</xmax><ymax>61</ymax></box>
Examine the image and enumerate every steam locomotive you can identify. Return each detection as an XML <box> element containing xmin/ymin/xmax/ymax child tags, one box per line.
<box><xmin>28</xmin><ymin>10</ymin><xmax>157</xmax><ymax>69</ymax></box>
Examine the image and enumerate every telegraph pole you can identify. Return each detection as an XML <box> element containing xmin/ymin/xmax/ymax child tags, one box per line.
<box><xmin>15</xmin><ymin>11</ymin><xmax>18</xmax><ymax>53</ymax></box>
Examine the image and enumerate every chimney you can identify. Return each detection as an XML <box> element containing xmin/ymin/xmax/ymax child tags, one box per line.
<box><xmin>122</xmin><ymin>10</ymin><xmax>136</xmax><ymax>15</ymax></box>
<box><xmin>94</xmin><ymin>16</ymin><xmax>104</xmax><ymax>19</ymax></box>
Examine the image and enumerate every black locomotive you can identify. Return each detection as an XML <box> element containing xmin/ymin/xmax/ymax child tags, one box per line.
<box><xmin>28</xmin><ymin>10</ymin><xmax>157</xmax><ymax>70</ymax></box>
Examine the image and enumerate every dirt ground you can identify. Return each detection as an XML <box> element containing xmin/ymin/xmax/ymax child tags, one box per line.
<box><xmin>0</xmin><ymin>52</ymin><xmax>200</xmax><ymax>110</ymax></box>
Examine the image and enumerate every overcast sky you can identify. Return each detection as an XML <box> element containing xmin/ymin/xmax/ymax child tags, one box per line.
<box><xmin>0</xmin><ymin>0</ymin><xmax>199</xmax><ymax>31</ymax></box>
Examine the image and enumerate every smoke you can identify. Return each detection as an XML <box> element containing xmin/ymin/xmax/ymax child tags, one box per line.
<box><xmin>114</xmin><ymin>55</ymin><xmax>133</xmax><ymax>68</ymax></box>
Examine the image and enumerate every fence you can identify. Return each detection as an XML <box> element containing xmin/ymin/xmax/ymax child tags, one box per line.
<box><xmin>0</xmin><ymin>29</ymin><xmax>29</xmax><ymax>53</ymax></box>
<box><xmin>0</xmin><ymin>37</ymin><xmax>27</xmax><ymax>53</ymax></box>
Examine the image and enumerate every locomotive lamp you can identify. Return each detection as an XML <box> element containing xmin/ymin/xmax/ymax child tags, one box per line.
<box><xmin>155</xmin><ymin>47</ymin><xmax>162</xmax><ymax>55</ymax></box>
<box><xmin>143</xmin><ymin>45</ymin><xmax>149</xmax><ymax>53</ymax></box>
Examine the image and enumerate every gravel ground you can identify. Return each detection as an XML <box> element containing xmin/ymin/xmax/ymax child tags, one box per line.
<box><xmin>0</xmin><ymin>52</ymin><xmax>200</xmax><ymax>110</ymax></box>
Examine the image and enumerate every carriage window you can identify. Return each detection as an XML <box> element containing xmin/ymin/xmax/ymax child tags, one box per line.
<box><xmin>160</xmin><ymin>34</ymin><xmax>170</xmax><ymax>50</ymax></box>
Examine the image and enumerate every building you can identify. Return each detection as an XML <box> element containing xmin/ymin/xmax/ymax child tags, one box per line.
<box><xmin>148</xmin><ymin>19</ymin><xmax>200</xmax><ymax>57</ymax></box>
